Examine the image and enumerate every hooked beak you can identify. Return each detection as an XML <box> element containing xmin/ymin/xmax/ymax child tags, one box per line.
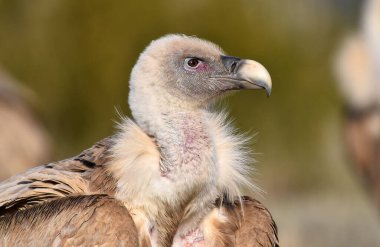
<box><xmin>221</xmin><ymin>55</ymin><xmax>272</xmax><ymax>97</ymax></box>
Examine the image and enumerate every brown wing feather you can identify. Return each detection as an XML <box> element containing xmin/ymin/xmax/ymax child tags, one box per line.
<box><xmin>214</xmin><ymin>196</ymin><xmax>279</xmax><ymax>247</ymax></box>
<box><xmin>0</xmin><ymin>195</ymin><xmax>138</xmax><ymax>247</ymax></box>
<box><xmin>0</xmin><ymin>137</ymin><xmax>116</xmax><ymax>216</ymax></box>
<box><xmin>235</xmin><ymin>197</ymin><xmax>279</xmax><ymax>247</ymax></box>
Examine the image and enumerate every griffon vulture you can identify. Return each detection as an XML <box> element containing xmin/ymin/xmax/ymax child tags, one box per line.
<box><xmin>335</xmin><ymin>0</ymin><xmax>380</xmax><ymax>210</ymax></box>
<box><xmin>0</xmin><ymin>34</ymin><xmax>279</xmax><ymax>247</ymax></box>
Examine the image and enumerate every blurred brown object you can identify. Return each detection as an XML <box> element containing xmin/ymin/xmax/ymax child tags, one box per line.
<box><xmin>344</xmin><ymin>106</ymin><xmax>380</xmax><ymax>209</ymax></box>
<box><xmin>0</xmin><ymin>69</ymin><xmax>51</xmax><ymax>181</ymax></box>
<box><xmin>335</xmin><ymin>0</ymin><xmax>380</xmax><ymax>210</ymax></box>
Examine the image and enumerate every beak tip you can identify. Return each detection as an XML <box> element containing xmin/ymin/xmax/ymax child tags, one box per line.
<box><xmin>266</xmin><ymin>90</ymin><xmax>271</xmax><ymax>98</ymax></box>
<box><xmin>265</xmin><ymin>83</ymin><xmax>272</xmax><ymax>97</ymax></box>
<box><xmin>236</xmin><ymin>59</ymin><xmax>272</xmax><ymax>96</ymax></box>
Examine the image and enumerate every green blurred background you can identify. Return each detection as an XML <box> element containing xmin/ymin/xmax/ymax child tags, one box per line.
<box><xmin>0</xmin><ymin>0</ymin><xmax>379</xmax><ymax>246</ymax></box>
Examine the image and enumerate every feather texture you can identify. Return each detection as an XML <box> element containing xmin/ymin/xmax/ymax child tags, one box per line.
<box><xmin>0</xmin><ymin>34</ymin><xmax>278</xmax><ymax>247</ymax></box>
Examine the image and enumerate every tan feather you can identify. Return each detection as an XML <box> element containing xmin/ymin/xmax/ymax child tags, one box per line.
<box><xmin>0</xmin><ymin>195</ymin><xmax>138</xmax><ymax>247</ymax></box>
<box><xmin>0</xmin><ymin>137</ymin><xmax>115</xmax><ymax>216</ymax></box>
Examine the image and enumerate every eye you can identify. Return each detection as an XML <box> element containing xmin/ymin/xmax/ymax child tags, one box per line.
<box><xmin>187</xmin><ymin>58</ymin><xmax>199</xmax><ymax>67</ymax></box>
<box><xmin>184</xmin><ymin>57</ymin><xmax>201</xmax><ymax>69</ymax></box>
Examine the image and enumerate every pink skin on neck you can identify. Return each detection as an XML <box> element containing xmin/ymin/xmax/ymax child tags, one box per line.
<box><xmin>181</xmin><ymin>228</ymin><xmax>205</xmax><ymax>247</ymax></box>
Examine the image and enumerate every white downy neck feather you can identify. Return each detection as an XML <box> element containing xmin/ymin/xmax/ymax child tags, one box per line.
<box><xmin>108</xmin><ymin>110</ymin><xmax>259</xmax><ymax>226</ymax></box>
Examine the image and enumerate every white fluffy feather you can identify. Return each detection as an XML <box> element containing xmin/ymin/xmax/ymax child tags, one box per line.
<box><xmin>108</xmin><ymin>110</ymin><xmax>258</xmax><ymax>243</ymax></box>
<box><xmin>206</xmin><ymin>111</ymin><xmax>260</xmax><ymax>201</ymax></box>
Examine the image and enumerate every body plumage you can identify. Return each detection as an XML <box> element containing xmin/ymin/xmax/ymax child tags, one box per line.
<box><xmin>0</xmin><ymin>34</ymin><xmax>278</xmax><ymax>247</ymax></box>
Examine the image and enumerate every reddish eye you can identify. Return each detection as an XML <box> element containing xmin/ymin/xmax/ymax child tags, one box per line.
<box><xmin>184</xmin><ymin>57</ymin><xmax>203</xmax><ymax>70</ymax></box>
<box><xmin>187</xmin><ymin>58</ymin><xmax>199</xmax><ymax>67</ymax></box>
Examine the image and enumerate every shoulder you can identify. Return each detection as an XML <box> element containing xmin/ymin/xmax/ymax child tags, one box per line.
<box><xmin>0</xmin><ymin>137</ymin><xmax>116</xmax><ymax>216</ymax></box>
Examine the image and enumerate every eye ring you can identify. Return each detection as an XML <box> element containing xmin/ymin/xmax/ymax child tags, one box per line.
<box><xmin>184</xmin><ymin>57</ymin><xmax>201</xmax><ymax>68</ymax></box>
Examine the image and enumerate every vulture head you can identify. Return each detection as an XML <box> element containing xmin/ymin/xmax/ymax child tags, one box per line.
<box><xmin>129</xmin><ymin>34</ymin><xmax>271</xmax><ymax>132</ymax></box>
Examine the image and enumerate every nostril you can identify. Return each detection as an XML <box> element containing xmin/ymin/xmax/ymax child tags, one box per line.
<box><xmin>230</xmin><ymin>62</ymin><xmax>237</xmax><ymax>73</ymax></box>
<box><xmin>221</xmin><ymin>55</ymin><xmax>241</xmax><ymax>73</ymax></box>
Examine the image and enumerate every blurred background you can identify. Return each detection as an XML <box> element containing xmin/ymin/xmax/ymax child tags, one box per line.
<box><xmin>0</xmin><ymin>0</ymin><xmax>379</xmax><ymax>246</ymax></box>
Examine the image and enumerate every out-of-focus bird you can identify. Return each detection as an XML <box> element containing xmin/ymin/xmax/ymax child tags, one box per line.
<box><xmin>0</xmin><ymin>34</ymin><xmax>278</xmax><ymax>247</ymax></box>
<box><xmin>335</xmin><ymin>0</ymin><xmax>380</xmax><ymax>210</ymax></box>
<box><xmin>0</xmin><ymin>69</ymin><xmax>50</xmax><ymax>181</ymax></box>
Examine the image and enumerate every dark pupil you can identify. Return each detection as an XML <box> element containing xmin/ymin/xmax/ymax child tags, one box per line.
<box><xmin>188</xmin><ymin>58</ymin><xmax>199</xmax><ymax>67</ymax></box>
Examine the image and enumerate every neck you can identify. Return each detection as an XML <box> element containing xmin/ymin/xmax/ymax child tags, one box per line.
<box><xmin>152</xmin><ymin>110</ymin><xmax>212</xmax><ymax>177</ymax></box>
<box><xmin>147</xmin><ymin>109</ymin><xmax>219</xmax><ymax>246</ymax></box>
<box><xmin>128</xmin><ymin>89</ymin><xmax>218</xmax><ymax>194</ymax></box>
